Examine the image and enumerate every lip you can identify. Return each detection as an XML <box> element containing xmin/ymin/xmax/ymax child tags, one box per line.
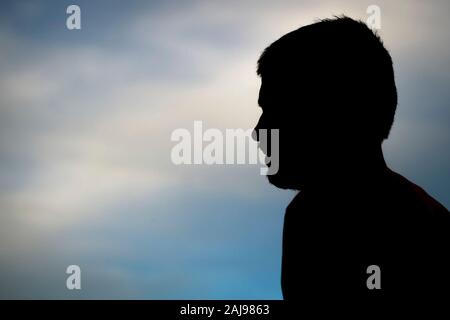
<box><xmin>257</xmin><ymin>142</ymin><xmax>268</xmax><ymax>156</ymax></box>
<box><xmin>256</xmin><ymin>143</ymin><xmax>270</xmax><ymax>166</ymax></box>
<box><xmin>258</xmin><ymin>149</ymin><xmax>270</xmax><ymax>165</ymax></box>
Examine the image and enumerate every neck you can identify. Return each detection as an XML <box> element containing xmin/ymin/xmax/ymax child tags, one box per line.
<box><xmin>303</xmin><ymin>143</ymin><xmax>388</xmax><ymax>194</ymax></box>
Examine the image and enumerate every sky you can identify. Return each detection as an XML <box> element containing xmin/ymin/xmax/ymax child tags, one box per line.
<box><xmin>0</xmin><ymin>0</ymin><xmax>449</xmax><ymax>299</ymax></box>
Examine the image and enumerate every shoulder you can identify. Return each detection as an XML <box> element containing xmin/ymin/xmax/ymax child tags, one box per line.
<box><xmin>286</xmin><ymin>191</ymin><xmax>304</xmax><ymax>211</ymax></box>
<box><xmin>387</xmin><ymin>169</ymin><xmax>450</xmax><ymax>220</ymax></box>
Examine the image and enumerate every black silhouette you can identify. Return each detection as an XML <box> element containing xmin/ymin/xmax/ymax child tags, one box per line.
<box><xmin>253</xmin><ymin>17</ymin><xmax>450</xmax><ymax>303</ymax></box>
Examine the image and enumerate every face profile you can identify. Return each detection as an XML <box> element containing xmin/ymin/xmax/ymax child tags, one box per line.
<box><xmin>254</xmin><ymin>16</ymin><xmax>450</xmax><ymax>302</ymax></box>
<box><xmin>253</xmin><ymin>16</ymin><xmax>397</xmax><ymax>190</ymax></box>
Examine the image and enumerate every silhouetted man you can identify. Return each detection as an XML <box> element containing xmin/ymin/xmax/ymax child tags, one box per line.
<box><xmin>253</xmin><ymin>17</ymin><xmax>450</xmax><ymax>303</ymax></box>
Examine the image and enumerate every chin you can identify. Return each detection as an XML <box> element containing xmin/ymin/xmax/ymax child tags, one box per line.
<box><xmin>267</xmin><ymin>172</ymin><xmax>303</xmax><ymax>190</ymax></box>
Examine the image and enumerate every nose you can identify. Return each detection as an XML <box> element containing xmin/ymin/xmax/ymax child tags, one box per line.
<box><xmin>252</xmin><ymin>117</ymin><xmax>262</xmax><ymax>142</ymax></box>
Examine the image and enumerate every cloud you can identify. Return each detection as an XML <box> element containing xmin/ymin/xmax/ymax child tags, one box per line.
<box><xmin>0</xmin><ymin>0</ymin><xmax>449</xmax><ymax>298</ymax></box>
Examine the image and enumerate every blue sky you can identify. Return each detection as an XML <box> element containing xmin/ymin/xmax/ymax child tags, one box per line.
<box><xmin>0</xmin><ymin>0</ymin><xmax>449</xmax><ymax>299</ymax></box>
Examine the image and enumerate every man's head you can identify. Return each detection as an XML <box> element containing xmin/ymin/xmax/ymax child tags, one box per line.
<box><xmin>254</xmin><ymin>16</ymin><xmax>397</xmax><ymax>190</ymax></box>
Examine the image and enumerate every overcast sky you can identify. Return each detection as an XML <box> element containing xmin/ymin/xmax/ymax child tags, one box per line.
<box><xmin>0</xmin><ymin>0</ymin><xmax>449</xmax><ymax>298</ymax></box>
